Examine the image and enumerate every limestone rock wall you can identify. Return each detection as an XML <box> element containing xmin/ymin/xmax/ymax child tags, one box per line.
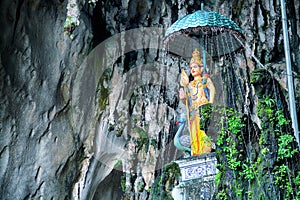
<box><xmin>0</xmin><ymin>0</ymin><xmax>299</xmax><ymax>199</ymax></box>
<box><xmin>0</xmin><ymin>0</ymin><xmax>93</xmax><ymax>199</ymax></box>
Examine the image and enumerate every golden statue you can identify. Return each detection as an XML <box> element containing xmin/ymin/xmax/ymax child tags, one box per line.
<box><xmin>179</xmin><ymin>48</ymin><xmax>216</xmax><ymax>156</ymax></box>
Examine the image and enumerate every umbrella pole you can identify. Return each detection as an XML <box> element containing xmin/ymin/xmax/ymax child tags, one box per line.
<box><xmin>202</xmin><ymin>36</ymin><xmax>206</xmax><ymax>69</ymax></box>
<box><xmin>184</xmin><ymin>86</ymin><xmax>192</xmax><ymax>156</ymax></box>
<box><xmin>200</xmin><ymin>1</ymin><xmax>206</xmax><ymax>69</ymax></box>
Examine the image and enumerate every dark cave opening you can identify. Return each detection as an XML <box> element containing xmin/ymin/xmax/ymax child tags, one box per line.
<box><xmin>90</xmin><ymin>1</ymin><xmax>110</xmax><ymax>48</ymax></box>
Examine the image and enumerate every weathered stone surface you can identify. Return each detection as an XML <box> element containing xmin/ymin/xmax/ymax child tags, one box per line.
<box><xmin>0</xmin><ymin>0</ymin><xmax>93</xmax><ymax>199</ymax></box>
<box><xmin>172</xmin><ymin>153</ymin><xmax>217</xmax><ymax>200</ymax></box>
<box><xmin>0</xmin><ymin>0</ymin><xmax>299</xmax><ymax>199</ymax></box>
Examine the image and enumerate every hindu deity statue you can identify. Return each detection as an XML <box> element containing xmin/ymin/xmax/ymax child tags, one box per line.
<box><xmin>178</xmin><ymin>48</ymin><xmax>216</xmax><ymax>156</ymax></box>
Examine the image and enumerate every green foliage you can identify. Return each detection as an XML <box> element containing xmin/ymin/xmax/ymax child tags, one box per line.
<box><xmin>214</xmin><ymin>97</ymin><xmax>299</xmax><ymax>199</ymax></box>
<box><xmin>163</xmin><ymin>162</ymin><xmax>181</xmax><ymax>187</ymax></box>
<box><xmin>134</xmin><ymin>127</ymin><xmax>149</xmax><ymax>151</ymax></box>
<box><xmin>258</xmin><ymin>96</ymin><xmax>276</xmax><ymax>121</ymax></box>
<box><xmin>246</xmin><ymin>190</ymin><xmax>253</xmax><ymax>199</ymax></box>
<box><xmin>64</xmin><ymin>15</ymin><xmax>79</xmax><ymax>38</ymax></box>
<box><xmin>114</xmin><ymin>159</ymin><xmax>122</xmax><ymax>169</ymax></box>
<box><xmin>216</xmin><ymin>107</ymin><xmax>244</xmax><ymax>171</ymax></box>
<box><xmin>138</xmin><ymin>182</ymin><xmax>144</xmax><ymax>191</ymax></box>
<box><xmin>64</xmin><ymin>16</ymin><xmax>75</xmax><ymax>29</ymax></box>
<box><xmin>227</xmin><ymin>146</ymin><xmax>241</xmax><ymax>170</ymax></box>
<box><xmin>216</xmin><ymin>117</ymin><xmax>226</xmax><ymax>146</ymax></box>
<box><xmin>273</xmin><ymin>164</ymin><xmax>293</xmax><ymax>197</ymax></box>
<box><xmin>241</xmin><ymin>163</ymin><xmax>256</xmax><ymax>180</ymax></box>
<box><xmin>121</xmin><ymin>175</ymin><xmax>126</xmax><ymax>192</ymax></box>
<box><xmin>257</xmin><ymin>96</ymin><xmax>299</xmax><ymax>199</ymax></box>
<box><xmin>227</xmin><ymin>108</ymin><xmax>246</xmax><ymax>135</ymax></box>
<box><xmin>277</xmin><ymin>133</ymin><xmax>298</xmax><ymax>160</ymax></box>
<box><xmin>149</xmin><ymin>162</ymin><xmax>180</xmax><ymax>200</ymax></box>
<box><xmin>214</xmin><ymin>106</ymin><xmax>246</xmax><ymax>198</ymax></box>
<box><xmin>275</xmin><ymin>110</ymin><xmax>290</xmax><ymax>126</ymax></box>
<box><xmin>295</xmin><ymin>172</ymin><xmax>300</xmax><ymax>198</ymax></box>
<box><xmin>215</xmin><ymin>171</ymin><xmax>222</xmax><ymax>186</ymax></box>
<box><xmin>263</xmin><ymin>95</ymin><xmax>275</xmax><ymax>108</ymax></box>
<box><xmin>236</xmin><ymin>188</ymin><xmax>243</xmax><ymax>198</ymax></box>
<box><xmin>250</xmin><ymin>68</ymin><xmax>265</xmax><ymax>84</ymax></box>
<box><xmin>215</xmin><ymin>189</ymin><xmax>228</xmax><ymax>200</ymax></box>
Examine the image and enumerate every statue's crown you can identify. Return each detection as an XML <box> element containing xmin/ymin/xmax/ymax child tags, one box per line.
<box><xmin>190</xmin><ymin>48</ymin><xmax>203</xmax><ymax>66</ymax></box>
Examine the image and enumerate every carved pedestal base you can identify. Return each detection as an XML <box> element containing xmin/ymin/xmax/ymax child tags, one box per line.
<box><xmin>172</xmin><ymin>153</ymin><xmax>217</xmax><ymax>200</ymax></box>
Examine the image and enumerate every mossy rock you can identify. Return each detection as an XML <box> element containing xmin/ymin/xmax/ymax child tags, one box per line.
<box><xmin>149</xmin><ymin>162</ymin><xmax>180</xmax><ymax>200</ymax></box>
<box><xmin>96</xmin><ymin>68</ymin><xmax>111</xmax><ymax>110</ymax></box>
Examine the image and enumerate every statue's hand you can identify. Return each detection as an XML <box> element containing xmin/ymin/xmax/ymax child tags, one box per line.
<box><xmin>180</xmin><ymin>70</ymin><xmax>189</xmax><ymax>87</ymax></box>
<box><xmin>179</xmin><ymin>88</ymin><xmax>186</xmax><ymax>100</ymax></box>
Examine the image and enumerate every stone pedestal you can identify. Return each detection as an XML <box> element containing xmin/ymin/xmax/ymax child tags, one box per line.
<box><xmin>172</xmin><ymin>153</ymin><xmax>217</xmax><ymax>200</ymax></box>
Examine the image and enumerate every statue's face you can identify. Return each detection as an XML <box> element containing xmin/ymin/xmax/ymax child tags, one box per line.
<box><xmin>190</xmin><ymin>63</ymin><xmax>203</xmax><ymax>77</ymax></box>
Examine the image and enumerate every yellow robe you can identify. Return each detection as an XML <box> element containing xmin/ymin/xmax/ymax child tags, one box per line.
<box><xmin>188</xmin><ymin>80</ymin><xmax>212</xmax><ymax>156</ymax></box>
<box><xmin>190</xmin><ymin>113</ymin><xmax>211</xmax><ymax>156</ymax></box>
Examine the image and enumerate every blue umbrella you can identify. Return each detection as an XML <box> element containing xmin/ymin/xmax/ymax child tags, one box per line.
<box><xmin>164</xmin><ymin>10</ymin><xmax>245</xmax><ymax>60</ymax></box>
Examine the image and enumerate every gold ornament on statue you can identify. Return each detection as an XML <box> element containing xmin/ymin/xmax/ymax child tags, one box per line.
<box><xmin>190</xmin><ymin>48</ymin><xmax>203</xmax><ymax>66</ymax></box>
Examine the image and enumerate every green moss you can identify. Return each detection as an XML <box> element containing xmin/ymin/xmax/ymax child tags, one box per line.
<box><xmin>133</xmin><ymin>127</ymin><xmax>150</xmax><ymax>151</ymax></box>
<box><xmin>138</xmin><ymin>182</ymin><xmax>144</xmax><ymax>192</ymax></box>
<box><xmin>295</xmin><ymin>172</ymin><xmax>300</xmax><ymax>198</ymax></box>
<box><xmin>114</xmin><ymin>159</ymin><xmax>122</xmax><ymax>169</ymax></box>
<box><xmin>149</xmin><ymin>162</ymin><xmax>180</xmax><ymax>200</ymax></box>
<box><xmin>116</xmin><ymin>127</ymin><xmax>124</xmax><ymax>137</ymax></box>
<box><xmin>135</xmin><ymin>127</ymin><xmax>147</xmax><ymax>138</ymax></box>
<box><xmin>150</xmin><ymin>139</ymin><xmax>158</xmax><ymax>149</ymax></box>
<box><xmin>96</xmin><ymin>69</ymin><xmax>111</xmax><ymax>111</ymax></box>
<box><xmin>121</xmin><ymin>174</ymin><xmax>126</xmax><ymax>192</ymax></box>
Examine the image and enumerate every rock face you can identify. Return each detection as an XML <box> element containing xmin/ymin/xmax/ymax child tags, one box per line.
<box><xmin>0</xmin><ymin>1</ymin><xmax>90</xmax><ymax>199</ymax></box>
<box><xmin>0</xmin><ymin>0</ymin><xmax>299</xmax><ymax>200</ymax></box>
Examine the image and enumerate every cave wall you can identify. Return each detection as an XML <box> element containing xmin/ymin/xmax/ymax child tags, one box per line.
<box><xmin>0</xmin><ymin>0</ymin><xmax>299</xmax><ymax>199</ymax></box>
<box><xmin>0</xmin><ymin>0</ymin><xmax>94</xmax><ymax>199</ymax></box>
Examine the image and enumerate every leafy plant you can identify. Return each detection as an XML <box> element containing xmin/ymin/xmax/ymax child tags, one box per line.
<box><xmin>294</xmin><ymin>172</ymin><xmax>300</xmax><ymax>198</ymax></box>
<box><xmin>241</xmin><ymin>163</ymin><xmax>256</xmax><ymax>180</ymax></box>
<box><xmin>275</xmin><ymin>110</ymin><xmax>290</xmax><ymax>126</ymax></box>
<box><xmin>273</xmin><ymin>165</ymin><xmax>293</xmax><ymax>196</ymax></box>
<box><xmin>277</xmin><ymin>133</ymin><xmax>298</xmax><ymax>160</ymax></box>
<box><xmin>121</xmin><ymin>175</ymin><xmax>126</xmax><ymax>192</ymax></box>
<box><xmin>215</xmin><ymin>98</ymin><xmax>299</xmax><ymax>199</ymax></box>
<box><xmin>215</xmin><ymin>189</ymin><xmax>228</xmax><ymax>200</ymax></box>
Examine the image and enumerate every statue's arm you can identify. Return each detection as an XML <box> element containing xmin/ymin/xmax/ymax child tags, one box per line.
<box><xmin>179</xmin><ymin>87</ymin><xmax>186</xmax><ymax>101</ymax></box>
<box><xmin>179</xmin><ymin>70</ymin><xmax>189</xmax><ymax>102</ymax></box>
<box><xmin>207</xmin><ymin>78</ymin><xmax>216</xmax><ymax>103</ymax></box>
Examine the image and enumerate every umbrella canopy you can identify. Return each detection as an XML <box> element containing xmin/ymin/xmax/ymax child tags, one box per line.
<box><xmin>164</xmin><ymin>10</ymin><xmax>245</xmax><ymax>59</ymax></box>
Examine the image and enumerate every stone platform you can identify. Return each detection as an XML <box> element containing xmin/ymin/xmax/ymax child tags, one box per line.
<box><xmin>172</xmin><ymin>153</ymin><xmax>217</xmax><ymax>200</ymax></box>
